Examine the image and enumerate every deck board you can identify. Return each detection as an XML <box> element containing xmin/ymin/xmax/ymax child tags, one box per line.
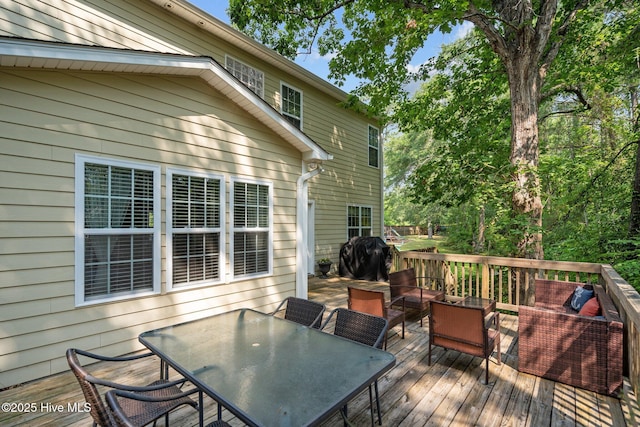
<box><xmin>0</xmin><ymin>275</ymin><xmax>637</xmax><ymax>426</ymax></box>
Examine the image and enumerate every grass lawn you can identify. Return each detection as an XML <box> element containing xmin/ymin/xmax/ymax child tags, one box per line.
<box><xmin>388</xmin><ymin>234</ymin><xmax>456</xmax><ymax>253</ymax></box>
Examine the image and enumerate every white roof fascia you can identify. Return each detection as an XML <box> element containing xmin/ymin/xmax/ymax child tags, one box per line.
<box><xmin>0</xmin><ymin>38</ymin><xmax>332</xmax><ymax>162</ymax></box>
<box><xmin>149</xmin><ymin>0</ymin><xmax>349</xmax><ymax>103</ymax></box>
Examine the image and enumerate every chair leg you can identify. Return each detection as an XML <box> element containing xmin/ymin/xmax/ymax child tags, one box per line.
<box><xmin>485</xmin><ymin>357</ymin><xmax>489</xmax><ymax>385</ymax></box>
<box><xmin>428</xmin><ymin>342</ymin><xmax>432</xmax><ymax>366</ymax></box>
<box><xmin>368</xmin><ymin>385</ymin><xmax>374</xmax><ymax>426</ymax></box>
<box><xmin>496</xmin><ymin>312</ymin><xmax>502</xmax><ymax>365</ymax></box>
<box><xmin>160</xmin><ymin>360</ymin><xmax>167</xmax><ymax>379</ymax></box>
<box><xmin>374</xmin><ymin>380</ymin><xmax>382</xmax><ymax>425</ymax></box>
<box><xmin>341</xmin><ymin>405</ymin><xmax>349</xmax><ymax>427</ymax></box>
<box><xmin>401</xmin><ymin>320</ymin><xmax>405</xmax><ymax>339</ymax></box>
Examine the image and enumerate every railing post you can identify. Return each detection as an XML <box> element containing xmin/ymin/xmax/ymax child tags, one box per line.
<box><xmin>482</xmin><ymin>258</ymin><xmax>490</xmax><ymax>298</ymax></box>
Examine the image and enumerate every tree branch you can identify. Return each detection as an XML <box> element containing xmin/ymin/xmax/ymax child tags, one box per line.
<box><xmin>462</xmin><ymin>3</ymin><xmax>510</xmax><ymax>63</ymax></box>
<box><xmin>290</xmin><ymin>0</ymin><xmax>356</xmax><ymax>21</ymax></box>
<box><xmin>560</xmin><ymin>139</ymin><xmax>640</xmax><ymax>222</ymax></box>
<box><xmin>539</xmin><ymin>85</ymin><xmax>592</xmax><ymax>121</ymax></box>
<box><xmin>541</xmin><ymin>84</ymin><xmax>591</xmax><ymax>105</ymax></box>
<box><xmin>566</xmin><ymin>86</ymin><xmax>591</xmax><ymax>109</ymax></box>
<box><xmin>539</xmin><ymin>108</ymin><xmax>587</xmax><ymax>121</ymax></box>
<box><xmin>539</xmin><ymin>0</ymin><xmax>590</xmax><ymax>76</ymax></box>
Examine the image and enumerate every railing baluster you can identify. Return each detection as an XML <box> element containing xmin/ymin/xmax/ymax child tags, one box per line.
<box><xmin>393</xmin><ymin>249</ymin><xmax>638</xmax><ymax>398</ymax></box>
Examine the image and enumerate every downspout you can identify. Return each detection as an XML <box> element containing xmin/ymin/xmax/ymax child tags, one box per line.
<box><xmin>296</xmin><ymin>164</ymin><xmax>323</xmax><ymax>299</ymax></box>
<box><xmin>380</xmin><ymin>128</ymin><xmax>385</xmax><ymax>238</ymax></box>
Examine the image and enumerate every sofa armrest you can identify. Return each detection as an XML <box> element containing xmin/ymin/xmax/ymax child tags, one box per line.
<box><xmin>594</xmin><ymin>285</ymin><xmax>623</xmax><ymax>323</ymax></box>
<box><xmin>593</xmin><ymin>285</ymin><xmax>624</xmax><ymax>395</ymax></box>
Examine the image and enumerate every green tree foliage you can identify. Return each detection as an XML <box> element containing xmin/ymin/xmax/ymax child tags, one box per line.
<box><xmin>536</xmin><ymin>1</ymin><xmax>640</xmax><ymax>281</ymax></box>
<box><xmin>229</xmin><ymin>0</ymin><xmax>606</xmax><ymax>265</ymax></box>
<box><xmin>229</xmin><ymin>0</ymin><xmax>640</xmax><ymax>287</ymax></box>
<box><xmin>401</xmin><ymin>33</ymin><xmax>511</xmax><ymax>206</ymax></box>
<box><xmin>391</xmin><ymin>2</ymin><xmax>640</xmax><ymax>286</ymax></box>
<box><xmin>394</xmin><ymin>32</ymin><xmax>521</xmax><ymax>255</ymax></box>
<box><xmin>384</xmin><ymin>129</ymin><xmax>446</xmax><ymax>227</ymax></box>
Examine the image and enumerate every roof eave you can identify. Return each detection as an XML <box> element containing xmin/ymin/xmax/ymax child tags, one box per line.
<box><xmin>148</xmin><ymin>0</ymin><xmax>350</xmax><ymax>103</ymax></box>
<box><xmin>0</xmin><ymin>37</ymin><xmax>332</xmax><ymax>162</ymax></box>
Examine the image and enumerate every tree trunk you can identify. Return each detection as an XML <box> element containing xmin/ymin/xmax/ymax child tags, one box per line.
<box><xmin>506</xmin><ymin>56</ymin><xmax>544</xmax><ymax>306</ymax></box>
<box><xmin>629</xmin><ymin>88</ymin><xmax>640</xmax><ymax>237</ymax></box>
<box><xmin>467</xmin><ymin>1</ymin><xmax>550</xmax><ymax>265</ymax></box>
<box><xmin>630</xmin><ymin>140</ymin><xmax>640</xmax><ymax>236</ymax></box>
<box><xmin>507</xmin><ymin>62</ymin><xmax>544</xmax><ymax>262</ymax></box>
<box><xmin>476</xmin><ymin>204</ymin><xmax>485</xmax><ymax>252</ymax></box>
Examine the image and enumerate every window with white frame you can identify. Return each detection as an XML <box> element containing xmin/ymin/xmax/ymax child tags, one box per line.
<box><xmin>231</xmin><ymin>180</ymin><xmax>272</xmax><ymax>278</ymax></box>
<box><xmin>281</xmin><ymin>83</ymin><xmax>302</xmax><ymax>129</ymax></box>
<box><xmin>368</xmin><ymin>125</ymin><xmax>380</xmax><ymax>168</ymax></box>
<box><xmin>167</xmin><ymin>170</ymin><xmax>224</xmax><ymax>289</ymax></box>
<box><xmin>75</xmin><ymin>155</ymin><xmax>160</xmax><ymax>305</ymax></box>
<box><xmin>347</xmin><ymin>205</ymin><xmax>373</xmax><ymax>239</ymax></box>
<box><xmin>225</xmin><ymin>56</ymin><xmax>265</xmax><ymax>98</ymax></box>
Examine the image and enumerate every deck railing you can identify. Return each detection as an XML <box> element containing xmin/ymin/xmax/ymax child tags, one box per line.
<box><xmin>391</xmin><ymin>248</ymin><xmax>640</xmax><ymax>398</ymax></box>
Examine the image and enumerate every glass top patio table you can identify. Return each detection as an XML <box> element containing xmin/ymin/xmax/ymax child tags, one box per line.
<box><xmin>457</xmin><ymin>296</ymin><xmax>496</xmax><ymax>317</ymax></box>
<box><xmin>139</xmin><ymin>308</ymin><xmax>396</xmax><ymax>427</ymax></box>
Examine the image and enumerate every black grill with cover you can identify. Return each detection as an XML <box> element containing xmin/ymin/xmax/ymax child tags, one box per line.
<box><xmin>339</xmin><ymin>236</ymin><xmax>391</xmax><ymax>281</ymax></box>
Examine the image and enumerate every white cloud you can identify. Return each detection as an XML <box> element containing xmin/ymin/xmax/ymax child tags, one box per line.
<box><xmin>406</xmin><ymin>63</ymin><xmax>423</xmax><ymax>74</ymax></box>
<box><xmin>454</xmin><ymin>21</ymin><xmax>474</xmax><ymax>40</ymax></box>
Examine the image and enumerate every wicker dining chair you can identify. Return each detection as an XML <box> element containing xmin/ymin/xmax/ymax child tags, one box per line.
<box><xmin>321</xmin><ymin>308</ymin><xmax>389</xmax><ymax>426</ymax></box>
<box><xmin>105</xmin><ymin>388</ymin><xmax>230</xmax><ymax>427</ymax></box>
<box><xmin>347</xmin><ymin>286</ymin><xmax>405</xmax><ymax>350</ymax></box>
<box><xmin>271</xmin><ymin>296</ymin><xmax>326</xmax><ymax>328</ymax></box>
<box><xmin>66</xmin><ymin>348</ymin><xmax>200</xmax><ymax>427</ymax></box>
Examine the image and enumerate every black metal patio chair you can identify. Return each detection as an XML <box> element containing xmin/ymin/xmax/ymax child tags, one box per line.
<box><xmin>105</xmin><ymin>388</ymin><xmax>230</xmax><ymax>427</ymax></box>
<box><xmin>321</xmin><ymin>308</ymin><xmax>389</xmax><ymax>426</ymax></box>
<box><xmin>66</xmin><ymin>348</ymin><xmax>202</xmax><ymax>427</ymax></box>
<box><xmin>271</xmin><ymin>296</ymin><xmax>326</xmax><ymax>328</ymax></box>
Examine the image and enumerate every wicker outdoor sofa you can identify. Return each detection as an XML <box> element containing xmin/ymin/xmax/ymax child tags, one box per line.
<box><xmin>518</xmin><ymin>279</ymin><xmax>623</xmax><ymax>396</ymax></box>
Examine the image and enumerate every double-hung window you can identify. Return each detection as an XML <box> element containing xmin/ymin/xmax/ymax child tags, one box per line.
<box><xmin>167</xmin><ymin>170</ymin><xmax>224</xmax><ymax>289</ymax></box>
<box><xmin>281</xmin><ymin>83</ymin><xmax>303</xmax><ymax>129</ymax></box>
<box><xmin>75</xmin><ymin>155</ymin><xmax>160</xmax><ymax>305</ymax></box>
<box><xmin>368</xmin><ymin>125</ymin><xmax>380</xmax><ymax>168</ymax></box>
<box><xmin>347</xmin><ymin>205</ymin><xmax>373</xmax><ymax>239</ymax></box>
<box><xmin>231</xmin><ymin>179</ymin><xmax>272</xmax><ymax>278</ymax></box>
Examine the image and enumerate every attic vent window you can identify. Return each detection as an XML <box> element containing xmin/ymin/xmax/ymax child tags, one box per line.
<box><xmin>225</xmin><ymin>56</ymin><xmax>264</xmax><ymax>98</ymax></box>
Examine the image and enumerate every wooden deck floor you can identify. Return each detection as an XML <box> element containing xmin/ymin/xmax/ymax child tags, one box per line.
<box><xmin>1</xmin><ymin>275</ymin><xmax>639</xmax><ymax>426</ymax></box>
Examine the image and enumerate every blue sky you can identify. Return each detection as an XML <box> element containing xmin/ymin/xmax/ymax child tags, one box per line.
<box><xmin>187</xmin><ymin>0</ymin><xmax>471</xmax><ymax>93</ymax></box>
